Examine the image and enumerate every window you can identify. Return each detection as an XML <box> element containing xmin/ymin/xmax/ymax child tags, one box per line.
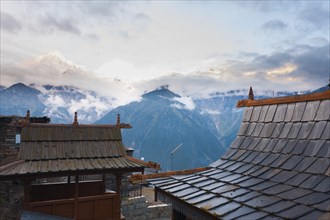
<box><xmin>15</xmin><ymin>134</ymin><xmax>21</xmax><ymax>144</ymax></box>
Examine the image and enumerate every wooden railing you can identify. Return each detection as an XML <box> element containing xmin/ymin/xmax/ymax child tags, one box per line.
<box><xmin>29</xmin><ymin>193</ymin><xmax>118</xmax><ymax>220</ymax></box>
<box><xmin>30</xmin><ymin>180</ymin><xmax>104</xmax><ymax>202</ymax></box>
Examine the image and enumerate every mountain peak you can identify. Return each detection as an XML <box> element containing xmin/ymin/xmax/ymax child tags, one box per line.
<box><xmin>5</xmin><ymin>83</ymin><xmax>41</xmax><ymax>95</ymax></box>
<box><xmin>9</xmin><ymin>82</ymin><xmax>31</xmax><ymax>90</ymax></box>
<box><xmin>142</xmin><ymin>86</ymin><xmax>180</xmax><ymax>99</ymax></box>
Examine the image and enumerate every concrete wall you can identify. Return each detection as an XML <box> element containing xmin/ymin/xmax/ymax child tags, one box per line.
<box><xmin>121</xmin><ymin>196</ymin><xmax>171</xmax><ymax>220</ymax></box>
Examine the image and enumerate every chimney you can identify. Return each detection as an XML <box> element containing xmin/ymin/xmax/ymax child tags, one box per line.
<box><xmin>73</xmin><ymin>112</ymin><xmax>79</xmax><ymax>126</ymax></box>
<box><xmin>248</xmin><ymin>86</ymin><xmax>254</xmax><ymax>100</ymax></box>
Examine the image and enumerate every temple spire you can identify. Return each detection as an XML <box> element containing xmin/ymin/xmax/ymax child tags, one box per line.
<box><xmin>73</xmin><ymin>112</ymin><xmax>79</xmax><ymax>126</ymax></box>
<box><xmin>24</xmin><ymin>110</ymin><xmax>30</xmax><ymax>125</ymax></box>
<box><xmin>116</xmin><ymin>114</ymin><xmax>121</xmax><ymax>127</ymax></box>
<box><xmin>248</xmin><ymin>86</ymin><xmax>254</xmax><ymax>100</ymax></box>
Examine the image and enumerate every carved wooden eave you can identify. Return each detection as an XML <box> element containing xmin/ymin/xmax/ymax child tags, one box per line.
<box><xmin>237</xmin><ymin>90</ymin><xmax>330</xmax><ymax>108</ymax></box>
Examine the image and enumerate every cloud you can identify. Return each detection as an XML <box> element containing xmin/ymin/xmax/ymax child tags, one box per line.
<box><xmin>260</xmin><ymin>20</ymin><xmax>288</xmax><ymax>32</ymax></box>
<box><xmin>2</xmin><ymin>1</ymin><xmax>127</xmax><ymax>38</ymax></box>
<box><xmin>0</xmin><ymin>51</ymin><xmax>141</xmax><ymax>107</ymax></box>
<box><xmin>299</xmin><ymin>5</ymin><xmax>329</xmax><ymax>28</ymax></box>
<box><xmin>40</xmin><ymin>14</ymin><xmax>81</xmax><ymax>35</ymax></box>
<box><xmin>292</xmin><ymin>44</ymin><xmax>329</xmax><ymax>81</ymax></box>
<box><xmin>136</xmin><ymin>43</ymin><xmax>329</xmax><ymax>97</ymax></box>
<box><xmin>219</xmin><ymin>43</ymin><xmax>330</xmax><ymax>91</ymax></box>
<box><xmin>78</xmin><ymin>1</ymin><xmax>125</xmax><ymax>22</ymax></box>
<box><xmin>134</xmin><ymin>12</ymin><xmax>150</xmax><ymax>22</ymax></box>
<box><xmin>0</xmin><ymin>12</ymin><xmax>22</xmax><ymax>32</ymax></box>
<box><xmin>238</xmin><ymin>1</ymin><xmax>301</xmax><ymax>13</ymax></box>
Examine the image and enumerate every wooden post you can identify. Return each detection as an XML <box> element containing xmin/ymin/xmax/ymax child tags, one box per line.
<box><xmin>115</xmin><ymin>173</ymin><xmax>123</xmax><ymax>219</ymax></box>
<box><xmin>23</xmin><ymin>179</ymin><xmax>31</xmax><ymax>210</ymax></box>
<box><xmin>101</xmin><ymin>173</ymin><xmax>106</xmax><ymax>194</ymax></box>
<box><xmin>74</xmin><ymin>175</ymin><xmax>79</xmax><ymax>219</ymax></box>
<box><xmin>155</xmin><ymin>187</ymin><xmax>159</xmax><ymax>202</ymax></box>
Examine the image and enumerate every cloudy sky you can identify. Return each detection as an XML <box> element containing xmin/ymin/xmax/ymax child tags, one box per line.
<box><xmin>1</xmin><ymin>0</ymin><xmax>329</xmax><ymax>98</ymax></box>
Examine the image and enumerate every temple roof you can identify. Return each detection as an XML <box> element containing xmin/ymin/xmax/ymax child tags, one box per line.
<box><xmin>149</xmin><ymin>90</ymin><xmax>330</xmax><ymax>219</ymax></box>
<box><xmin>0</xmin><ymin>121</ymin><xmax>144</xmax><ymax>180</ymax></box>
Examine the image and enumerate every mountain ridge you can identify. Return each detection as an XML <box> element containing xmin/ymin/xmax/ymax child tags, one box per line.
<box><xmin>1</xmin><ymin>82</ymin><xmax>327</xmax><ymax>170</ymax></box>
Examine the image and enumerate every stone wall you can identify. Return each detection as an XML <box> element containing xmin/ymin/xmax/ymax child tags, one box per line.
<box><xmin>121</xmin><ymin>196</ymin><xmax>171</xmax><ymax>220</ymax></box>
<box><xmin>0</xmin><ymin>123</ymin><xmax>20</xmax><ymax>165</ymax></box>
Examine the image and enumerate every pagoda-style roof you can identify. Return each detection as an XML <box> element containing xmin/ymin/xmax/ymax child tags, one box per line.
<box><xmin>149</xmin><ymin>90</ymin><xmax>330</xmax><ymax>219</ymax></box>
<box><xmin>0</xmin><ymin>118</ymin><xmax>144</xmax><ymax>180</ymax></box>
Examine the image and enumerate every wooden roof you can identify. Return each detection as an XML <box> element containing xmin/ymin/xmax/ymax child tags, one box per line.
<box><xmin>149</xmin><ymin>90</ymin><xmax>330</xmax><ymax>219</ymax></box>
<box><xmin>0</xmin><ymin>123</ymin><xmax>144</xmax><ymax>179</ymax></box>
<box><xmin>21</xmin><ymin>124</ymin><xmax>123</xmax><ymax>141</ymax></box>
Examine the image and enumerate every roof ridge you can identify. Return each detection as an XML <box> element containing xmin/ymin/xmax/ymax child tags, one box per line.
<box><xmin>237</xmin><ymin>90</ymin><xmax>330</xmax><ymax>107</ymax></box>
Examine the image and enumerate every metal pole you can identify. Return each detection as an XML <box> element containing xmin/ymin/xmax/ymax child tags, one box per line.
<box><xmin>170</xmin><ymin>143</ymin><xmax>183</xmax><ymax>171</ymax></box>
<box><xmin>171</xmin><ymin>153</ymin><xmax>173</xmax><ymax>171</ymax></box>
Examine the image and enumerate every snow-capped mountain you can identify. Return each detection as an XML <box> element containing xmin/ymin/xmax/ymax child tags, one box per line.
<box><xmin>96</xmin><ymin>87</ymin><xmax>227</xmax><ymax>171</ymax></box>
<box><xmin>0</xmin><ymin>83</ymin><xmax>114</xmax><ymax>124</ymax></box>
<box><xmin>40</xmin><ymin>85</ymin><xmax>114</xmax><ymax>123</ymax></box>
<box><xmin>1</xmin><ymin>82</ymin><xmax>324</xmax><ymax>170</ymax></box>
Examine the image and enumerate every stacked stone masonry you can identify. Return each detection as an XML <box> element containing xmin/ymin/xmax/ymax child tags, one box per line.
<box><xmin>121</xmin><ymin>196</ymin><xmax>171</xmax><ymax>220</ymax></box>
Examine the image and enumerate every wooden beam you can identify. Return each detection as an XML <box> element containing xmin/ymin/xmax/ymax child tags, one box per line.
<box><xmin>236</xmin><ymin>90</ymin><xmax>330</xmax><ymax>108</ymax></box>
<box><xmin>23</xmin><ymin>179</ymin><xmax>31</xmax><ymax>210</ymax></box>
<box><xmin>129</xmin><ymin>167</ymin><xmax>210</xmax><ymax>183</ymax></box>
<box><xmin>0</xmin><ymin>166</ymin><xmax>144</xmax><ymax>181</ymax></box>
<box><xmin>125</xmin><ymin>156</ymin><xmax>161</xmax><ymax>170</ymax></box>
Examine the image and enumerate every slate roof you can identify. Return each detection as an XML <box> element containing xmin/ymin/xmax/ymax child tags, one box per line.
<box><xmin>0</xmin><ymin>124</ymin><xmax>144</xmax><ymax>179</ymax></box>
<box><xmin>149</xmin><ymin>91</ymin><xmax>330</xmax><ymax>220</ymax></box>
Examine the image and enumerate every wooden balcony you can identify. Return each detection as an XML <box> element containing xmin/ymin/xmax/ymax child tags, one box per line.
<box><xmin>25</xmin><ymin>180</ymin><xmax>123</xmax><ymax>219</ymax></box>
<box><xmin>29</xmin><ymin>193</ymin><xmax>118</xmax><ymax>220</ymax></box>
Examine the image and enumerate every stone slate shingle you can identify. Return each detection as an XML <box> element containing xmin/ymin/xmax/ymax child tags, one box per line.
<box><xmin>292</xmin><ymin>102</ymin><xmax>306</xmax><ymax>122</ymax></box>
<box><xmin>315</xmin><ymin>99</ymin><xmax>330</xmax><ymax>121</ymax></box>
<box><xmin>301</xmin><ymin>100</ymin><xmax>320</xmax><ymax>121</ymax></box>
<box><xmin>258</xmin><ymin>105</ymin><xmax>269</xmax><ymax>122</ymax></box>
<box><xmin>284</xmin><ymin>103</ymin><xmax>296</xmax><ymax>122</ymax></box>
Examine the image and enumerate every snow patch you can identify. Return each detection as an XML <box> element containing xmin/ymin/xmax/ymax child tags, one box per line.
<box><xmin>171</xmin><ymin>96</ymin><xmax>195</xmax><ymax>110</ymax></box>
<box><xmin>200</xmin><ymin>109</ymin><xmax>221</xmax><ymax>115</ymax></box>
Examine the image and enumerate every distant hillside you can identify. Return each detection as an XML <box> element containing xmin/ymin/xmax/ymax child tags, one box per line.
<box><xmin>311</xmin><ymin>84</ymin><xmax>330</xmax><ymax>93</ymax></box>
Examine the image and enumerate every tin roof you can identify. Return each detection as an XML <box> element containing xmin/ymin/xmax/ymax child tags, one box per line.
<box><xmin>0</xmin><ymin>123</ymin><xmax>144</xmax><ymax>179</ymax></box>
<box><xmin>149</xmin><ymin>90</ymin><xmax>330</xmax><ymax>219</ymax></box>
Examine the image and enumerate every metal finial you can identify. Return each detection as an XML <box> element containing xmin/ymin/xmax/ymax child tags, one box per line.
<box><xmin>73</xmin><ymin>112</ymin><xmax>79</xmax><ymax>125</ymax></box>
<box><xmin>248</xmin><ymin>86</ymin><xmax>254</xmax><ymax>100</ymax></box>
<box><xmin>116</xmin><ymin>114</ymin><xmax>120</xmax><ymax>126</ymax></box>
